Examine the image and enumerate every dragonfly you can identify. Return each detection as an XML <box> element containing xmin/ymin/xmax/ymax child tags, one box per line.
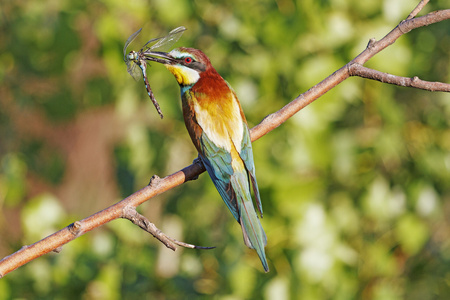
<box><xmin>123</xmin><ymin>26</ymin><xmax>186</xmax><ymax>119</ymax></box>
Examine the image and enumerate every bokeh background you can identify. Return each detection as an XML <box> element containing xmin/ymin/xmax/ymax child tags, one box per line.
<box><xmin>1</xmin><ymin>0</ymin><xmax>449</xmax><ymax>299</ymax></box>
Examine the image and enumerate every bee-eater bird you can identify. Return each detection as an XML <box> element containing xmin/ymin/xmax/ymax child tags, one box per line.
<box><xmin>147</xmin><ymin>47</ymin><xmax>269</xmax><ymax>272</ymax></box>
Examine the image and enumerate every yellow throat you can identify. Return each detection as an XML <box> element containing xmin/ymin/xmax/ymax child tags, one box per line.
<box><xmin>165</xmin><ymin>64</ymin><xmax>200</xmax><ymax>86</ymax></box>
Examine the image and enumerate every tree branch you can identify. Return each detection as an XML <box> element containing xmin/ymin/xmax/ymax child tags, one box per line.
<box><xmin>122</xmin><ymin>205</ymin><xmax>215</xmax><ymax>250</ymax></box>
<box><xmin>407</xmin><ymin>0</ymin><xmax>430</xmax><ymax>20</ymax></box>
<box><xmin>250</xmin><ymin>8</ymin><xmax>449</xmax><ymax>141</ymax></box>
<box><xmin>0</xmin><ymin>1</ymin><xmax>448</xmax><ymax>278</ymax></box>
<box><xmin>349</xmin><ymin>64</ymin><xmax>450</xmax><ymax>92</ymax></box>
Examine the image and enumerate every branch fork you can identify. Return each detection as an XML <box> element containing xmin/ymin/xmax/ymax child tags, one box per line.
<box><xmin>121</xmin><ymin>205</ymin><xmax>215</xmax><ymax>250</ymax></box>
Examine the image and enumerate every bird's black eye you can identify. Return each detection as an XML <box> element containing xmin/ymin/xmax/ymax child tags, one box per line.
<box><xmin>184</xmin><ymin>57</ymin><xmax>192</xmax><ymax>64</ymax></box>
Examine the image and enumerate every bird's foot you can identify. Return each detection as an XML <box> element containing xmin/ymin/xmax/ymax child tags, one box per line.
<box><xmin>190</xmin><ymin>156</ymin><xmax>203</xmax><ymax>180</ymax></box>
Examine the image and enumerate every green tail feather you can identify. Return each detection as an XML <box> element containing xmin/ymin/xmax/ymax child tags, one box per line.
<box><xmin>239</xmin><ymin>205</ymin><xmax>269</xmax><ymax>272</ymax></box>
<box><xmin>232</xmin><ymin>172</ymin><xmax>269</xmax><ymax>272</ymax></box>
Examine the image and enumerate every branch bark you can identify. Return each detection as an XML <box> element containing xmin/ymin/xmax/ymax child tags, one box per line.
<box><xmin>349</xmin><ymin>64</ymin><xmax>450</xmax><ymax>92</ymax></box>
<box><xmin>0</xmin><ymin>2</ymin><xmax>448</xmax><ymax>278</ymax></box>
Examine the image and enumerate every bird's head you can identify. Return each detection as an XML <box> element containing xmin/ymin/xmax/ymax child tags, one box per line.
<box><xmin>146</xmin><ymin>47</ymin><xmax>209</xmax><ymax>86</ymax></box>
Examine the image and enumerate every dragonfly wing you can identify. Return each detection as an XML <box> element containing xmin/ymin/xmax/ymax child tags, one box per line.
<box><xmin>123</xmin><ymin>28</ymin><xmax>142</xmax><ymax>61</ymax></box>
<box><xmin>142</xmin><ymin>26</ymin><xmax>186</xmax><ymax>53</ymax></box>
<box><xmin>127</xmin><ymin>62</ymin><xmax>142</xmax><ymax>81</ymax></box>
<box><xmin>140</xmin><ymin>37</ymin><xmax>161</xmax><ymax>50</ymax></box>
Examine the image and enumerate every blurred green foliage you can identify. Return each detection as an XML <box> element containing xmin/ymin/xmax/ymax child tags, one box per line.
<box><xmin>1</xmin><ymin>0</ymin><xmax>449</xmax><ymax>299</ymax></box>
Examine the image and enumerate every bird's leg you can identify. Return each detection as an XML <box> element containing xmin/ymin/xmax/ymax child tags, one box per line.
<box><xmin>190</xmin><ymin>156</ymin><xmax>204</xmax><ymax>180</ymax></box>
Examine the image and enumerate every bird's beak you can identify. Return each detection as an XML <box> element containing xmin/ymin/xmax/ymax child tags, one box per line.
<box><xmin>144</xmin><ymin>51</ymin><xmax>175</xmax><ymax>65</ymax></box>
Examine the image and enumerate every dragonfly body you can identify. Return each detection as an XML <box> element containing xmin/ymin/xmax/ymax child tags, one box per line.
<box><xmin>127</xmin><ymin>51</ymin><xmax>162</xmax><ymax>117</ymax></box>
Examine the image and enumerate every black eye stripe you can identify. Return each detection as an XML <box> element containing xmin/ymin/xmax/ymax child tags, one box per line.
<box><xmin>177</xmin><ymin>57</ymin><xmax>206</xmax><ymax>72</ymax></box>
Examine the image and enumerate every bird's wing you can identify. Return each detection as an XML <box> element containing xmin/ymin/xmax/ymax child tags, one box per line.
<box><xmin>238</xmin><ymin>121</ymin><xmax>263</xmax><ymax>218</ymax></box>
<box><xmin>199</xmin><ymin>132</ymin><xmax>239</xmax><ymax>222</ymax></box>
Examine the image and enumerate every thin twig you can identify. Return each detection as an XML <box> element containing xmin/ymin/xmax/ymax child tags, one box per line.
<box><xmin>122</xmin><ymin>206</ymin><xmax>215</xmax><ymax>250</ymax></box>
<box><xmin>407</xmin><ymin>0</ymin><xmax>430</xmax><ymax>20</ymax></box>
<box><xmin>349</xmin><ymin>64</ymin><xmax>450</xmax><ymax>92</ymax></box>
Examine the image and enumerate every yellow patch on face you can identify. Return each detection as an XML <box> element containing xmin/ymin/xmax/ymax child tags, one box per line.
<box><xmin>166</xmin><ymin>65</ymin><xmax>200</xmax><ymax>86</ymax></box>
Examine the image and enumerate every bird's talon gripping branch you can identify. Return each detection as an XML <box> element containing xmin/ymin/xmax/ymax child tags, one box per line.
<box><xmin>188</xmin><ymin>157</ymin><xmax>204</xmax><ymax>180</ymax></box>
<box><xmin>192</xmin><ymin>156</ymin><xmax>202</xmax><ymax>165</ymax></box>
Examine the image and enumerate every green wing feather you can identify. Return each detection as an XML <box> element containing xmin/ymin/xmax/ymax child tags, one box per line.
<box><xmin>199</xmin><ymin>132</ymin><xmax>239</xmax><ymax>221</ymax></box>
<box><xmin>200</xmin><ymin>130</ymin><xmax>269</xmax><ymax>272</ymax></box>
<box><xmin>239</xmin><ymin>124</ymin><xmax>263</xmax><ymax>217</ymax></box>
